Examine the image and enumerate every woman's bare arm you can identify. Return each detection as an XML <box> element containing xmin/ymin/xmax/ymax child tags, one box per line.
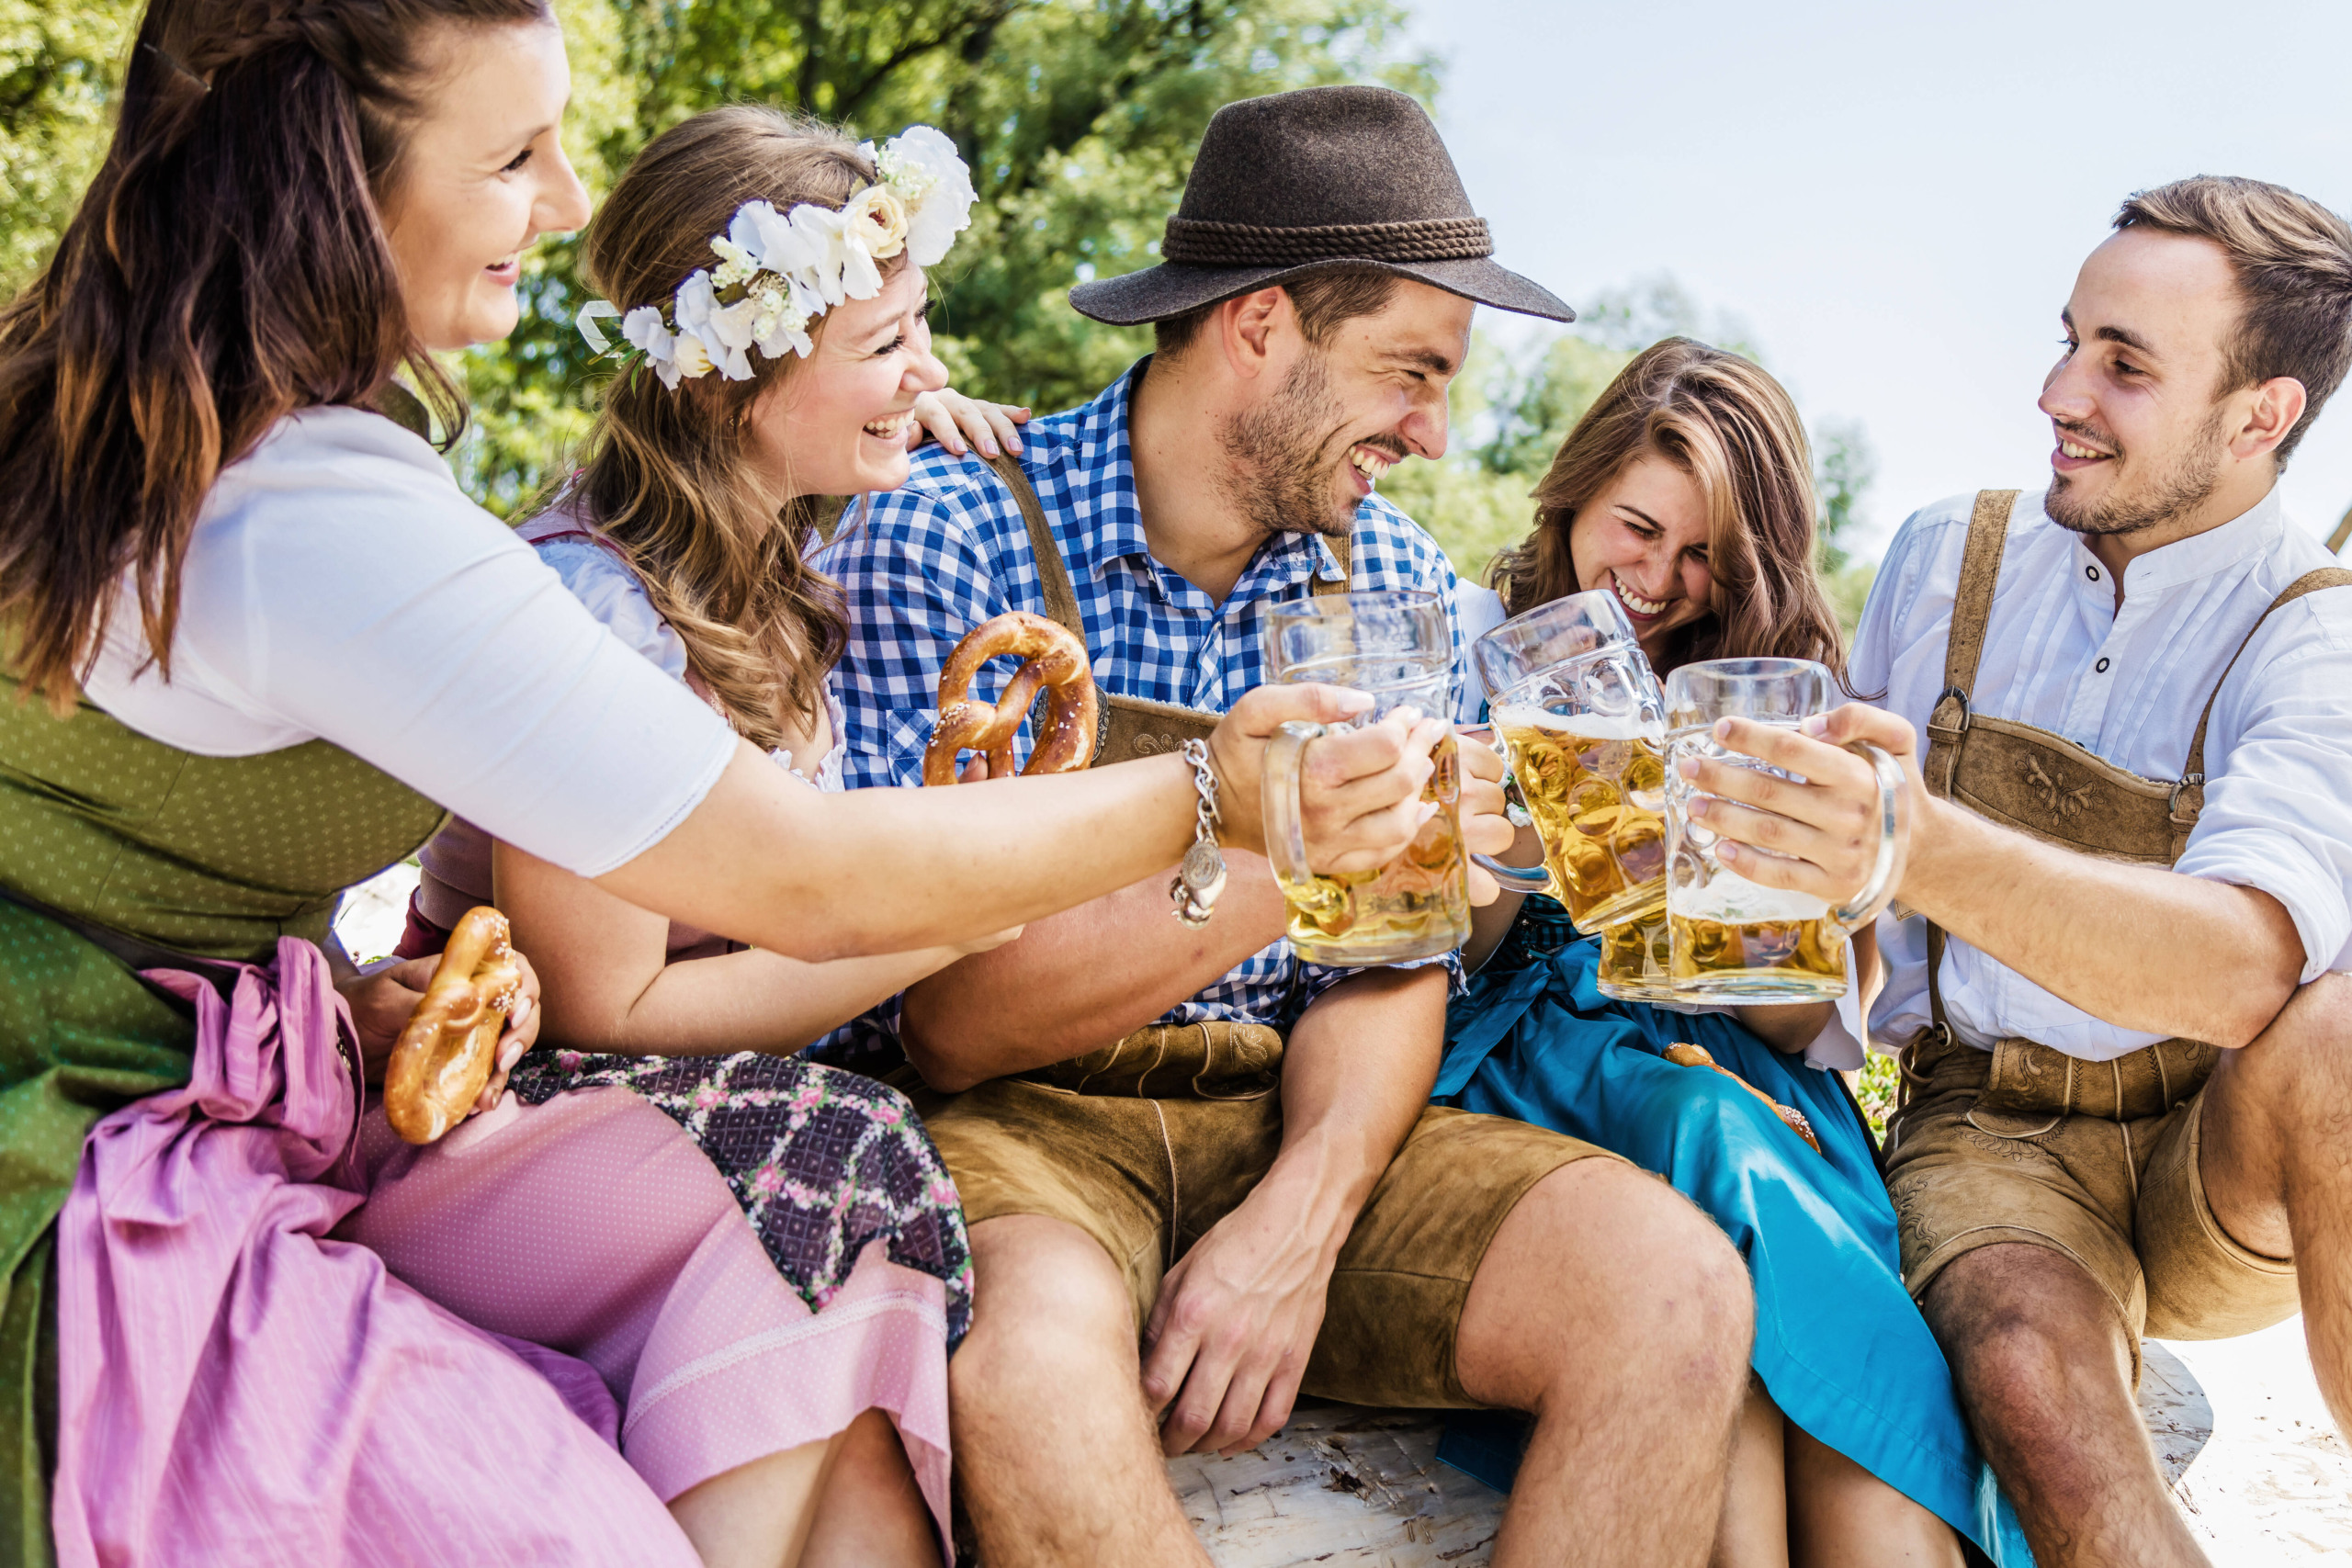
<box><xmin>496</xmin><ymin>839</ymin><xmax>1007</xmax><ymax>1056</ymax></box>
<box><xmin>594</xmin><ymin>686</ymin><xmax>1445</xmax><ymax>964</ymax></box>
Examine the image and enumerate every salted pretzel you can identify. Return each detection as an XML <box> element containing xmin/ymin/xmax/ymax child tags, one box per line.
<box><xmin>1663</xmin><ymin>1042</ymin><xmax>1822</xmax><ymax>1154</ymax></box>
<box><xmin>922</xmin><ymin>611</ymin><xmax>1101</xmax><ymax>785</ymax></box>
<box><xmin>384</xmin><ymin>907</ymin><xmax>526</xmax><ymax>1145</ymax></box>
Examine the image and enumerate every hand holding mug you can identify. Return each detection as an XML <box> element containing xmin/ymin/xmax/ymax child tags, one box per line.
<box><xmin>1455</xmin><ymin>726</ymin><xmax>1519</xmax><ymax>906</ymax></box>
<box><xmin>1678</xmin><ymin>702</ymin><xmax>1916</xmax><ymax>926</ymax></box>
<box><xmin>1206</xmin><ymin>684</ymin><xmax>1440</xmax><ymax>873</ymax></box>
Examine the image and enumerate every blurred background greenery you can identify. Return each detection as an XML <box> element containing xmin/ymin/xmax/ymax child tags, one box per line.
<box><xmin>0</xmin><ymin>0</ymin><xmax>1875</xmax><ymax>620</ymax></box>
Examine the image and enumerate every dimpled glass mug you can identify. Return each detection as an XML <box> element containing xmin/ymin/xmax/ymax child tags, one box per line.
<box><xmin>1259</xmin><ymin>589</ymin><xmax>1471</xmax><ymax>965</ymax></box>
<box><xmin>1469</xmin><ymin>591</ymin><xmax>1672</xmax><ymax>935</ymax></box>
<box><xmin>1660</xmin><ymin>658</ymin><xmax>1902</xmax><ymax>1001</ymax></box>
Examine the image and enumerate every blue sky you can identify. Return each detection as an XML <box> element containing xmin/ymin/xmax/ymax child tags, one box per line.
<box><xmin>1406</xmin><ymin>0</ymin><xmax>2352</xmax><ymax>559</ymax></box>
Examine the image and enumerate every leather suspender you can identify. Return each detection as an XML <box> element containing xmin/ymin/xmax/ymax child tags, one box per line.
<box><xmin>977</xmin><ymin>450</ymin><xmax>1354</xmax><ymax>635</ymax></box>
<box><xmin>1919</xmin><ymin>489</ymin><xmax>2352</xmax><ymax>1040</ymax></box>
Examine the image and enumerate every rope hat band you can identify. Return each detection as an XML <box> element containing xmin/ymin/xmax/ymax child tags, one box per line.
<box><xmin>1159</xmin><ymin>216</ymin><xmax>1493</xmax><ymax>268</ymax></box>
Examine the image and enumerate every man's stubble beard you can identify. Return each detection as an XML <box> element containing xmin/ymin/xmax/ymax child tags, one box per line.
<box><xmin>2045</xmin><ymin>401</ymin><xmax>2230</xmax><ymax>538</ymax></box>
<box><xmin>1216</xmin><ymin>349</ymin><xmax>1357</xmax><ymax>540</ymax></box>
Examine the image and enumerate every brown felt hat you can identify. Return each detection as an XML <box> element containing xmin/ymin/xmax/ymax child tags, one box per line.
<box><xmin>1069</xmin><ymin>85</ymin><xmax>1574</xmax><ymax>327</ymax></box>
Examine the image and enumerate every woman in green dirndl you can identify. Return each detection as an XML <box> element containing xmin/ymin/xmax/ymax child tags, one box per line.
<box><xmin>0</xmin><ymin>4</ymin><xmax>1438</xmax><ymax>1562</ymax></box>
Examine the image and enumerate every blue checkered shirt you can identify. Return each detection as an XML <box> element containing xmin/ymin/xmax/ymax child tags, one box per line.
<box><xmin>826</xmin><ymin>360</ymin><xmax>1464</xmax><ymax>1032</ymax></box>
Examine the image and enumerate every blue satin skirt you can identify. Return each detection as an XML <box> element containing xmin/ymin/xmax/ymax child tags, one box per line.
<box><xmin>1435</xmin><ymin>925</ymin><xmax>2031</xmax><ymax>1566</ymax></box>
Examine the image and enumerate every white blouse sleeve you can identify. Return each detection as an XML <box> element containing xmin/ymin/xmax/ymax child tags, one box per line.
<box><xmin>81</xmin><ymin>408</ymin><xmax>739</xmax><ymax>880</ymax></box>
<box><xmin>532</xmin><ymin>538</ymin><xmax>693</xmax><ymax>682</ymax></box>
<box><xmin>1450</xmin><ymin>581</ymin><xmax>1509</xmax><ymax>724</ymax></box>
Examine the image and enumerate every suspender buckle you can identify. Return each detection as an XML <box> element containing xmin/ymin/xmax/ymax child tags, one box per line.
<box><xmin>1930</xmin><ymin>685</ymin><xmax>1972</xmax><ymax>734</ymax></box>
<box><xmin>2167</xmin><ymin>772</ymin><xmax>2205</xmax><ymax>825</ymax></box>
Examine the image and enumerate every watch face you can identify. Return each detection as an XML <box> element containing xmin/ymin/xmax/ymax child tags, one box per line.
<box><xmin>1181</xmin><ymin>837</ymin><xmax>1227</xmax><ymax>901</ymax></box>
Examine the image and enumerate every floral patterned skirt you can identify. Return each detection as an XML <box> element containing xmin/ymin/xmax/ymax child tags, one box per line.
<box><xmin>507</xmin><ymin>1048</ymin><xmax>973</xmax><ymax>1348</ymax></box>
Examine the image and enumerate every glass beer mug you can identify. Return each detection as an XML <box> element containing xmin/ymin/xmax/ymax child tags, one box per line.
<box><xmin>1468</xmin><ymin>591</ymin><xmax>1671</xmax><ymax>934</ymax></box>
<box><xmin>1260</xmin><ymin>589</ymin><xmax>1471</xmax><ymax>965</ymax></box>
<box><xmin>1661</xmin><ymin>658</ymin><xmax>1902</xmax><ymax>1001</ymax></box>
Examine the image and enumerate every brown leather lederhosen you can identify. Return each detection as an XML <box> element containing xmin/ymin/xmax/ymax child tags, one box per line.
<box><xmin>894</xmin><ymin>456</ymin><xmax>1610</xmax><ymax>1383</ymax></box>
<box><xmin>1883</xmin><ymin>488</ymin><xmax>2346</xmax><ymax>1342</ymax></box>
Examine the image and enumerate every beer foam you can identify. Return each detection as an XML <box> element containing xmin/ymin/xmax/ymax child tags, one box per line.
<box><xmin>1490</xmin><ymin>703</ymin><xmax>1661</xmax><ymax>742</ymax></box>
<box><xmin>1671</xmin><ymin>867</ymin><xmax>1829</xmax><ymax>924</ymax></box>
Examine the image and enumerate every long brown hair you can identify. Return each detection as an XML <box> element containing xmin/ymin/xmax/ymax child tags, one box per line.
<box><xmin>0</xmin><ymin>0</ymin><xmax>550</xmax><ymax>712</ymax></box>
<box><xmin>1489</xmin><ymin>337</ymin><xmax>1844</xmax><ymax>677</ymax></box>
<box><xmin>571</xmin><ymin>106</ymin><xmax>864</xmax><ymax>748</ymax></box>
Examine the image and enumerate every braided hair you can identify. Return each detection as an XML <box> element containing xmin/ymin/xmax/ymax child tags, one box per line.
<box><xmin>0</xmin><ymin>0</ymin><xmax>549</xmax><ymax>710</ymax></box>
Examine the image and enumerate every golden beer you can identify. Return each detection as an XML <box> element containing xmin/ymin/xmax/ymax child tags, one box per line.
<box><xmin>1595</xmin><ymin>912</ymin><xmax>1681</xmax><ymax>1002</ymax></box>
<box><xmin>1666</xmin><ymin>871</ymin><xmax>1848</xmax><ymax>1000</ymax></box>
<box><xmin>1277</xmin><ymin>734</ymin><xmax>1471</xmax><ymax>964</ymax></box>
<box><xmin>1492</xmin><ymin>703</ymin><xmax>1668</xmax><ymax>932</ymax></box>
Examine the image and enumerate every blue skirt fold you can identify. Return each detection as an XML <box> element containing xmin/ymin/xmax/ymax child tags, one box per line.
<box><xmin>1436</xmin><ymin>934</ymin><xmax>2033</xmax><ymax>1566</ymax></box>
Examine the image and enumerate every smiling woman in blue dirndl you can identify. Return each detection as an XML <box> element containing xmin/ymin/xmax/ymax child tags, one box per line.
<box><xmin>1443</xmin><ymin>339</ymin><xmax>2033</xmax><ymax>1567</ymax></box>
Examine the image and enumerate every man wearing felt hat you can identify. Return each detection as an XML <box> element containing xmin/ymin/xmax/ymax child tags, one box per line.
<box><xmin>831</xmin><ymin>85</ymin><xmax>1753</xmax><ymax>1566</ymax></box>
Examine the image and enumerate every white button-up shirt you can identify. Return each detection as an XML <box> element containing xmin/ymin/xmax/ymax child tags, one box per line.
<box><xmin>1851</xmin><ymin>485</ymin><xmax>2352</xmax><ymax>1061</ymax></box>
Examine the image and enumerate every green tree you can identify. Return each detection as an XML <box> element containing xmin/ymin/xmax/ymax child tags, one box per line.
<box><xmin>0</xmin><ymin>0</ymin><xmax>137</xmax><ymax>286</ymax></box>
<box><xmin>465</xmin><ymin>0</ymin><xmax>1437</xmax><ymax>512</ymax></box>
<box><xmin>1812</xmin><ymin>415</ymin><xmax>1878</xmax><ymax>633</ymax></box>
<box><xmin>0</xmin><ymin>0</ymin><xmax>1435</xmax><ymax>513</ymax></box>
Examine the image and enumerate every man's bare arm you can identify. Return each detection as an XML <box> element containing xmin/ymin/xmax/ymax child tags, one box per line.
<box><xmin>899</xmin><ymin>856</ymin><xmax>1289</xmax><ymax>1090</ymax></box>
<box><xmin>1143</xmin><ymin>964</ymin><xmax>1445</xmax><ymax>1454</ymax></box>
<box><xmin>1692</xmin><ymin>705</ymin><xmax>2304</xmax><ymax>1050</ymax></box>
<box><xmin>1902</xmin><ymin>793</ymin><xmax>2299</xmax><ymax>1046</ymax></box>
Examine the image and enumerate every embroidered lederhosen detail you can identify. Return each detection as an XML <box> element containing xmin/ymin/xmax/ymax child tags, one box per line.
<box><xmin>1905</xmin><ymin>489</ymin><xmax>2352</xmax><ymax>1139</ymax></box>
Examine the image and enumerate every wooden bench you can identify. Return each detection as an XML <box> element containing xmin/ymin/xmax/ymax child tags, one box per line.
<box><xmin>1176</xmin><ymin>1318</ymin><xmax>2352</xmax><ymax>1565</ymax></box>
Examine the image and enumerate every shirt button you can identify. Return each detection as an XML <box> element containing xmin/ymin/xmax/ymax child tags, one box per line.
<box><xmin>2095</xmin><ymin>657</ymin><xmax>2110</xmax><ymax>672</ymax></box>
<box><xmin>2086</xmin><ymin>565</ymin><xmax>2100</xmax><ymax>581</ymax></box>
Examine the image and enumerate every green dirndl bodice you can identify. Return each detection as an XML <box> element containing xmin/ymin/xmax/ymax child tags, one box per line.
<box><xmin>0</xmin><ymin>673</ymin><xmax>446</xmax><ymax>1563</ymax></box>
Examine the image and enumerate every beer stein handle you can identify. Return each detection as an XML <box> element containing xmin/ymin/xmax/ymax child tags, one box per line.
<box><xmin>1830</xmin><ymin>742</ymin><xmax>1903</xmax><ymax>931</ymax></box>
<box><xmin>1260</xmin><ymin>719</ymin><xmax>1326</xmax><ymax>896</ymax></box>
<box><xmin>1493</xmin><ymin>733</ymin><xmax>1534</xmax><ymax>829</ymax></box>
<box><xmin>1473</xmin><ymin>854</ymin><xmax>1553</xmax><ymax>895</ymax></box>
<box><xmin>1470</xmin><ymin>732</ymin><xmax>1551</xmax><ymax>893</ymax></box>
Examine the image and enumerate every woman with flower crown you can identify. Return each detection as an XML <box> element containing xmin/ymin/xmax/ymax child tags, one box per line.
<box><xmin>0</xmin><ymin>4</ymin><xmax>1442</xmax><ymax>1564</ymax></box>
<box><xmin>347</xmin><ymin>107</ymin><xmax>1037</xmax><ymax>1568</ymax></box>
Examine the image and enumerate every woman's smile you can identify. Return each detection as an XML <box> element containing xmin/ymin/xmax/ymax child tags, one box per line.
<box><xmin>1607</xmin><ymin>569</ymin><xmax>1673</xmax><ymax>622</ymax></box>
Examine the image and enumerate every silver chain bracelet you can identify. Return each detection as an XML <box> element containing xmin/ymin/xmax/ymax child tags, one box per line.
<box><xmin>1170</xmin><ymin>739</ymin><xmax>1227</xmax><ymax>928</ymax></box>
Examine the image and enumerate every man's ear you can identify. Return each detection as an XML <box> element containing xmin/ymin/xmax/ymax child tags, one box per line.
<box><xmin>1216</xmin><ymin>287</ymin><xmax>1293</xmax><ymax>382</ymax></box>
<box><xmin>2233</xmin><ymin>375</ymin><xmax>2308</xmax><ymax>461</ymax></box>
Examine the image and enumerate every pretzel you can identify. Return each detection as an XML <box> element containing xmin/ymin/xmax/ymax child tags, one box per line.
<box><xmin>383</xmin><ymin>907</ymin><xmax>526</xmax><ymax>1145</ymax></box>
<box><xmin>1663</xmin><ymin>1043</ymin><xmax>1822</xmax><ymax>1154</ymax></box>
<box><xmin>923</xmin><ymin>611</ymin><xmax>1101</xmax><ymax>785</ymax></box>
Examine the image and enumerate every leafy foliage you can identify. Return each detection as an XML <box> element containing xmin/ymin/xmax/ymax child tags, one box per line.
<box><xmin>465</xmin><ymin>0</ymin><xmax>1438</xmax><ymax>512</ymax></box>
<box><xmin>0</xmin><ymin>0</ymin><xmax>1435</xmax><ymax>513</ymax></box>
<box><xmin>0</xmin><ymin>0</ymin><xmax>137</xmax><ymax>286</ymax></box>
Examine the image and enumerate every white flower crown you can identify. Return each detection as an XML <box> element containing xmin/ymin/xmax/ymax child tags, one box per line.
<box><xmin>575</xmin><ymin>125</ymin><xmax>977</xmax><ymax>389</ymax></box>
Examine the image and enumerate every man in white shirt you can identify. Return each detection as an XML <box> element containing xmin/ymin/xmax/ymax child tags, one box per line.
<box><xmin>1675</xmin><ymin>175</ymin><xmax>2352</xmax><ymax>1566</ymax></box>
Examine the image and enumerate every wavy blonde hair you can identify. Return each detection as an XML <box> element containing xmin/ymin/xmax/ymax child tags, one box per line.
<box><xmin>1488</xmin><ymin>337</ymin><xmax>1844</xmax><ymax>679</ymax></box>
<box><xmin>569</xmin><ymin>106</ymin><xmax>883</xmax><ymax>748</ymax></box>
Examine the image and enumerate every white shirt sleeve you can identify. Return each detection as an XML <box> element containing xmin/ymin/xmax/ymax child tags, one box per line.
<box><xmin>2173</xmin><ymin>599</ymin><xmax>2352</xmax><ymax>977</ymax></box>
<box><xmin>82</xmin><ymin>407</ymin><xmax>739</xmax><ymax>879</ymax></box>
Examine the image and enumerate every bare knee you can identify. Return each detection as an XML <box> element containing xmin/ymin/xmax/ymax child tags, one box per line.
<box><xmin>1924</xmin><ymin>1247</ymin><xmax>2130</xmax><ymax>1427</ymax></box>
<box><xmin>1464</xmin><ymin>1160</ymin><xmax>1752</xmax><ymax>1414</ymax></box>
<box><xmin>953</xmin><ymin>1214</ymin><xmax>1140</xmax><ymax>1424</ymax></box>
<box><xmin>2224</xmin><ymin>972</ymin><xmax>2352</xmax><ymax>1129</ymax></box>
<box><xmin>804</xmin><ymin>1411</ymin><xmax>939</xmax><ymax>1568</ymax></box>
